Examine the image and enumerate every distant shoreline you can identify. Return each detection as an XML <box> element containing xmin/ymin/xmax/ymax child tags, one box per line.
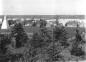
<box><xmin>0</xmin><ymin>15</ymin><xmax>85</xmax><ymax>19</ymax></box>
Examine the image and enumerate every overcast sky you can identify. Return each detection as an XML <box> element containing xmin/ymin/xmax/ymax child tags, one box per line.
<box><xmin>0</xmin><ymin>0</ymin><xmax>86</xmax><ymax>15</ymax></box>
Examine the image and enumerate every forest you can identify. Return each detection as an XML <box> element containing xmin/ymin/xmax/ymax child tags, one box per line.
<box><xmin>0</xmin><ymin>19</ymin><xmax>86</xmax><ymax>62</ymax></box>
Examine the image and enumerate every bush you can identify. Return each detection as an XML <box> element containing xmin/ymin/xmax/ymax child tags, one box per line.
<box><xmin>70</xmin><ymin>47</ymin><xmax>85</xmax><ymax>57</ymax></box>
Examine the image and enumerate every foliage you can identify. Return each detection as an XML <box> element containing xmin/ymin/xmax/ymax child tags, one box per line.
<box><xmin>32</xmin><ymin>21</ymin><xmax>37</xmax><ymax>27</ymax></box>
<box><xmin>0</xmin><ymin>34</ymin><xmax>11</xmax><ymax>54</ymax></box>
<box><xmin>30</xmin><ymin>33</ymin><xmax>44</xmax><ymax>48</ymax></box>
<box><xmin>1</xmin><ymin>18</ymin><xmax>86</xmax><ymax>62</ymax></box>
<box><xmin>53</xmin><ymin>26</ymin><xmax>69</xmax><ymax>47</ymax></box>
<box><xmin>40</xmin><ymin>19</ymin><xmax>47</xmax><ymax>28</ymax></box>
<box><xmin>30</xmin><ymin>23</ymin><xmax>51</xmax><ymax>48</ymax></box>
<box><xmin>65</xmin><ymin>20</ymin><xmax>81</xmax><ymax>27</ymax></box>
<box><xmin>11</xmin><ymin>23</ymin><xmax>28</xmax><ymax>48</ymax></box>
<box><xmin>70</xmin><ymin>27</ymin><xmax>85</xmax><ymax>57</ymax></box>
<box><xmin>30</xmin><ymin>31</ymin><xmax>49</xmax><ymax>48</ymax></box>
<box><xmin>29</xmin><ymin>26</ymin><xmax>51</xmax><ymax>62</ymax></box>
<box><xmin>71</xmin><ymin>47</ymin><xmax>85</xmax><ymax>57</ymax></box>
<box><xmin>8</xmin><ymin>20</ymin><xmax>15</xmax><ymax>26</ymax></box>
<box><xmin>46</xmin><ymin>42</ymin><xmax>64</xmax><ymax>61</ymax></box>
<box><xmin>54</xmin><ymin>26</ymin><xmax>68</xmax><ymax>41</ymax></box>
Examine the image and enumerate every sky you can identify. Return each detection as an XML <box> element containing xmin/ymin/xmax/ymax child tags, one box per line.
<box><xmin>0</xmin><ymin>0</ymin><xmax>2</xmax><ymax>15</ymax></box>
<box><xmin>0</xmin><ymin>0</ymin><xmax>85</xmax><ymax>15</ymax></box>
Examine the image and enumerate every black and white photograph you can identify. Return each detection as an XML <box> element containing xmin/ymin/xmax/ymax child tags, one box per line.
<box><xmin>0</xmin><ymin>0</ymin><xmax>86</xmax><ymax>62</ymax></box>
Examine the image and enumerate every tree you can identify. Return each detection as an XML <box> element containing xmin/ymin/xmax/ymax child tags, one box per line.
<box><xmin>11</xmin><ymin>23</ymin><xmax>28</xmax><ymax>48</ymax></box>
<box><xmin>70</xmin><ymin>25</ymin><xmax>85</xmax><ymax>57</ymax></box>
<box><xmin>53</xmin><ymin>26</ymin><xmax>69</xmax><ymax>47</ymax></box>
<box><xmin>32</xmin><ymin>19</ymin><xmax>37</xmax><ymax>27</ymax></box>
<box><xmin>0</xmin><ymin>34</ymin><xmax>11</xmax><ymax>54</ymax></box>
<box><xmin>54</xmin><ymin>26</ymin><xmax>67</xmax><ymax>41</ymax></box>
<box><xmin>8</xmin><ymin>20</ymin><xmax>15</xmax><ymax>26</ymax></box>
<box><xmin>46</xmin><ymin>41</ymin><xmax>64</xmax><ymax>62</ymax></box>
<box><xmin>30</xmin><ymin>33</ymin><xmax>43</xmax><ymax>48</ymax></box>
<box><xmin>30</xmin><ymin>24</ymin><xmax>51</xmax><ymax>48</ymax></box>
<box><xmin>42</xmin><ymin>22</ymin><xmax>68</xmax><ymax>62</ymax></box>
<box><xmin>29</xmin><ymin>25</ymin><xmax>52</xmax><ymax>62</ymax></box>
<box><xmin>30</xmin><ymin>30</ymin><xmax>49</xmax><ymax>48</ymax></box>
<box><xmin>32</xmin><ymin>21</ymin><xmax>37</xmax><ymax>27</ymax></box>
<box><xmin>40</xmin><ymin>19</ymin><xmax>47</xmax><ymax>28</ymax></box>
